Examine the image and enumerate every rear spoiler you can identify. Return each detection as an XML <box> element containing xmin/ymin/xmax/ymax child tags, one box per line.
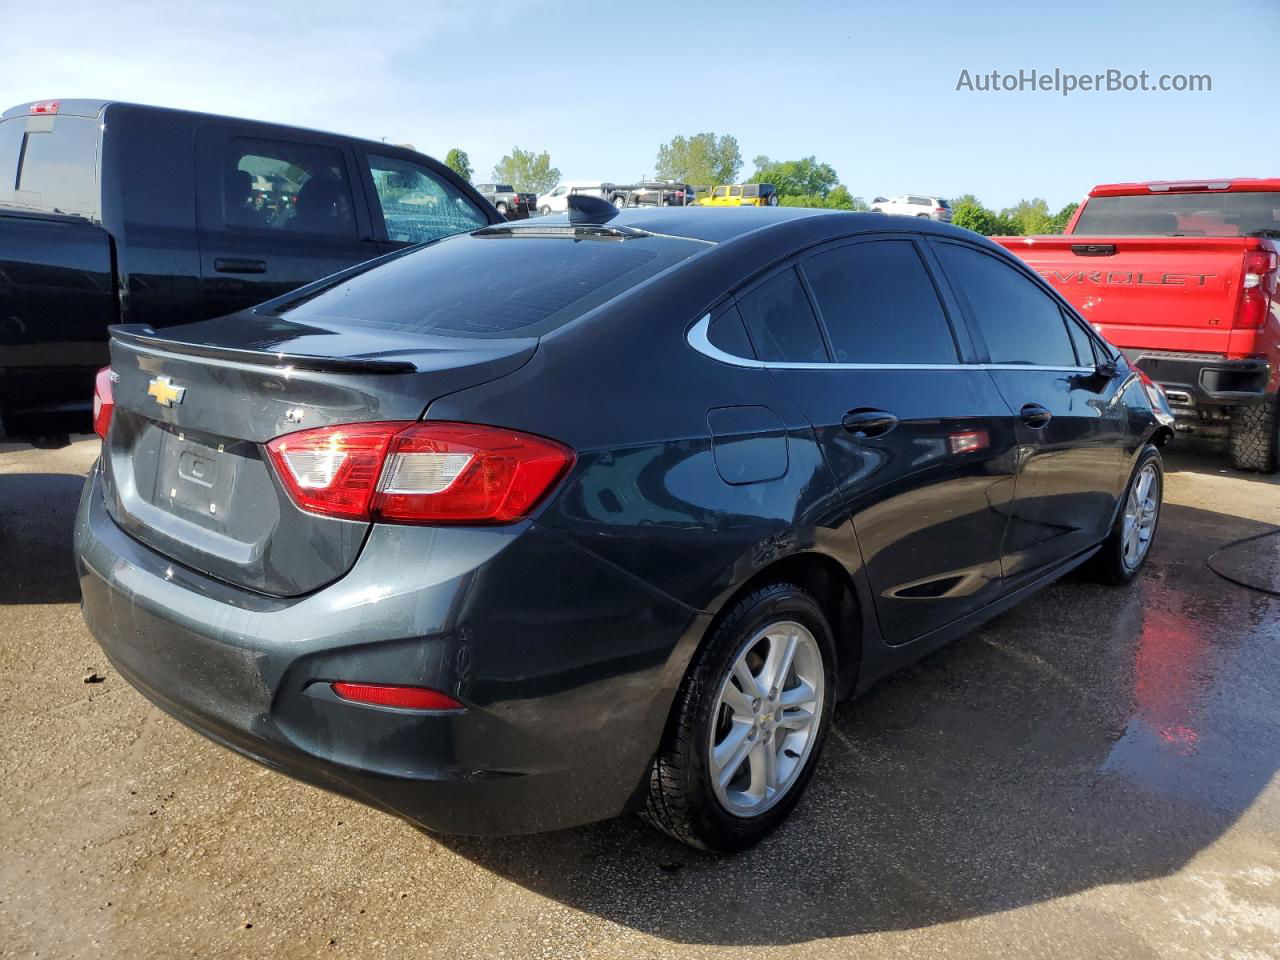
<box><xmin>108</xmin><ymin>325</ymin><xmax>418</xmax><ymax>374</ymax></box>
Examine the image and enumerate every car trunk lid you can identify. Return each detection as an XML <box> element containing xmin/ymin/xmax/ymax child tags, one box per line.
<box><xmin>100</xmin><ymin>315</ymin><xmax>536</xmax><ymax>596</ymax></box>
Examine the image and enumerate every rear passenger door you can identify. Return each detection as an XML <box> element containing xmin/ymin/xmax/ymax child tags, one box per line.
<box><xmin>742</xmin><ymin>237</ymin><xmax>1021</xmax><ymax>644</ymax></box>
<box><xmin>194</xmin><ymin>127</ymin><xmax>380</xmax><ymax>320</ymax></box>
<box><xmin>931</xmin><ymin>239</ymin><xmax>1129</xmax><ymax>583</ymax></box>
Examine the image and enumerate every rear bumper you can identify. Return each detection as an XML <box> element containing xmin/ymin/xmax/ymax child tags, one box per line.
<box><xmin>1122</xmin><ymin>350</ymin><xmax>1271</xmax><ymax>409</ymax></box>
<box><xmin>75</xmin><ymin>463</ymin><xmax>702</xmax><ymax>835</ymax></box>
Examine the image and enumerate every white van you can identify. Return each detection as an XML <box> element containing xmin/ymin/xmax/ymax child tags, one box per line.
<box><xmin>536</xmin><ymin>181</ymin><xmax>614</xmax><ymax>216</ymax></box>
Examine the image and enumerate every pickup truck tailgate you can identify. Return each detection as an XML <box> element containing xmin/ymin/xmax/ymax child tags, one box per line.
<box><xmin>995</xmin><ymin>236</ymin><xmax>1261</xmax><ymax>356</ymax></box>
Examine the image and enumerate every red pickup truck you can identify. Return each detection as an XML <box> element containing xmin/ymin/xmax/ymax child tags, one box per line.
<box><xmin>995</xmin><ymin>179</ymin><xmax>1280</xmax><ymax>472</ymax></box>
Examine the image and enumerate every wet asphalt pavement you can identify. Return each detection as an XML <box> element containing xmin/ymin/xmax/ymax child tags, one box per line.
<box><xmin>1</xmin><ymin>437</ymin><xmax>1277</xmax><ymax>959</ymax></box>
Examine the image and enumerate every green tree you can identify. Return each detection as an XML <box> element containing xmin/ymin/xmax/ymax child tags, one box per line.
<box><xmin>952</xmin><ymin>202</ymin><xmax>1002</xmax><ymax>235</ymax></box>
<box><xmin>1000</xmin><ymin>198</ymin><xmax>1055</xmax><ymax>235</ymax></box>
<box><xmin>655</xmin><ymin>133</ymin><xmax>742</xmax><ymax>186</ymax></box>
<box><xmin>778</xmin><ymin>185</ymin><xmax>868</xmax><ymax>210</ymax></box>
<box><xmin>444</xmin><ymin>148</ymin><xmax>473</xmax><ymax>182</ymax></box>
<box><xmin>491</xmin><ymin>147</ymin><xmax>560</xmax><ymax>195</ymax></box>
<box><xmin>1048</xmin><ymin>201</ymin><xmax>1079</xmax><ymax>234</ymax></box>
<box><xmin>749</xmin><ymin>155</ymin><xmax>840</xmax><ymax>198</ymax></box>
<box><xmin>950</xmin><ymin>193</ymin><xmax>981</xmax><ymax>209</ymax></box>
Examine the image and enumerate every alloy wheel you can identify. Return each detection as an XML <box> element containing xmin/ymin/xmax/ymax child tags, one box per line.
<box><xmin>1122</xmin><ymin>462</ymin><xmax>1160</xmax><ymax>570</ymax></box>
<box><xmin>708</xmin><ymin>620</ymin><xmax>825</xmax><ymax>817</ymax></box>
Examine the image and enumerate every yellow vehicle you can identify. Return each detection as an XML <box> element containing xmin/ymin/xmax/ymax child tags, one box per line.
<box><xmin>699</xmin><ymin>182</ymin><xmax>778</xmax><ymax>207</ymax></box>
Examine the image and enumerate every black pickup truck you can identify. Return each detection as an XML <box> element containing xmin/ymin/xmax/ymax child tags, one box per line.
<box><xmin>0</xmin><ymin>99</ymin><xmax>501</xmax><ymax>442</ymax></box>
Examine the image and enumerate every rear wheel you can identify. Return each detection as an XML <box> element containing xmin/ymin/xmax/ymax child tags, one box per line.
<box><xmin>642</xmin><ymin>583</ymin><xmax>835</xmax><ymax>852</ymax></box>
<box><xmin>613</xmin><ymin>195</ymin><xmax>627</xmax><ymax>209</ymax></box>
<box><xmin>495</xmin><ymin>202</ymin><xmax>508</xmax><ymax>215</ymax></box>
<box><xmin>1228</xmin><ymin>396</ymin><xmax>1279</xmax><ymax>473</ymax></box>
<box><xmin>1086</xmin><ymin>445</ymin><xmax>1163</xmax><ymax>585</ymax></box>
<box><xmin>539</xmin><ymin>205</ymin><xmax>551</xmax><ymax>216</ymax></box>
<box><xmin>767</xmin><ymin>194</ymin><xmax>779</xmax><ymax>206</ymax></box>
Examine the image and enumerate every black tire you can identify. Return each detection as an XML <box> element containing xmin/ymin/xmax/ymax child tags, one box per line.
<box><xmin>642</xmin><ymin>582</ymin><xmax>837</xmax><ymax>853</ymax></box>
<box><xmin>495</xmin><ymin>202</ymin><xmax>507</xmax><ymax>214</ymax></box>
<box><xmin>1085</xmin><ymin>444</ymin><xmax>1164</xmax><ymax>585</ymax></box>
<box><xmin>1228</xmin><ymin>396</ymin><xmax>1279</xmax><ymax>473</ymax></box>
<box><xmin>613</xmin><ymin>195</ymin><xmax>627</xmax><ymax>209</ymax></box>
<box><xmin>768</xmin><ymin>194</ymin><xmax>779</xmax><ymax>206</ymax></box>
<box><xmin>539</xmin><ymin>205</ymin><xmax>551</xmax><ymax>217</ymax></box>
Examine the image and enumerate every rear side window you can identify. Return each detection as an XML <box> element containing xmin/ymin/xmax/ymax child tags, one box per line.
<box><xmin>0</xmin><ymin>114</ymin><xmax>99</xmax><ymax>218</ymax></box>
<box><xmin>367</xmin><ymin>154</ymin><xmax>488</xmax><ymax>245</ymax></box>
<box><xmin>736</xmin><ymin>268</ymin><xmax>829</xmax><ymax>363</ymax></box>
<box><xmin>277</xmin><ymin>233</ymin><xmax>703</xmax><ymax>337</ymax></box>
<box><xmin>935</xmin><ymin>242</ymin><xmax>1078</xmax><ymax>366</ymax></box>
<box><xmin>225</xmin><ymin>138</ymin><xmax>355</xmax><ymax>236</ymax></box>
<box><xmin>908</xmin><ymin>195</ymin><xmax>929</xmax><ymax>206</ymax></box>
<box><xmin>802</xmin><ymin>240</ymin><xmax>958</xmax><ymax>364</ymax></box>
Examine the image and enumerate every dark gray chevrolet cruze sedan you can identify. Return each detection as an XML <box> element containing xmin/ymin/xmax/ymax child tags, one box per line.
<box><xmin>76</xmin><ymin>204</ymin><xmax>1174</xmax><ymax>851</ymax></box>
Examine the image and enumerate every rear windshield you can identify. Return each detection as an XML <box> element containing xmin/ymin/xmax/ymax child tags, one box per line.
<box><xmin>1074</xmin><ymin>192</ymin><xmax>1280</xmax><ymax>237</ymax></box>
<box><xmin>494</xmin><ymin>184</ymin><xmax>515</xmax><ymax>192</ymax></box>
<box><xmin>277</xmin><ymin>231</ymin><xmax>707</xmax><ymax>337</ymax></box>
<box><xmin>0</xmin><ymin>114</ymin><xmax>99</xmax><ymax>218</ymax></box>
<box><xmin>937</xmin><ymin>198</ymin><xmax>950</xmax><ymax>208</ymax></box>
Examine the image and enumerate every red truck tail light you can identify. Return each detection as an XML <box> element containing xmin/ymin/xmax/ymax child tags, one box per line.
<box><xmin>92</xmin><ymin>366</ymin><xmax>114</xmax><ymax>440</ymax></box>
<box><xmin>266</xmin><ymin>421</ymin><xmax>575</xmax><ymax>524</ymax></box>
<box><xmin>1237</xmin><ymin>250</ymin><xmax>1277</xmax><ymax>330</ymax></box>
<box><xmin>29</xmin><ymin>100</ymin><xmax>60</xmax><ymax>115</ymax></box>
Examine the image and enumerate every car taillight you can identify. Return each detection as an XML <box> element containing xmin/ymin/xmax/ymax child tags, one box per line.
<box><xmin>29</xmin><ymin>100</ymin><xmax>60</xmax><ymax>115</ymax></box>
<box><xmin>1237</xmin><ymin>250</ymin><xmax>1277</xmax><ymax>330</ymax></box>
<box><xmin>330</xmin><ymin>682</ymin><xmax>464</xmax><ymax>711</ymax></box>
<box><xmin>92</xmin><ymin>366</ymin><xmax>114</xmax><ymax>440</ymax></box>
<box><xmin>265</xmin><ymin>421</ymin><xmax>575</xmax><ymax>524</ymax></box>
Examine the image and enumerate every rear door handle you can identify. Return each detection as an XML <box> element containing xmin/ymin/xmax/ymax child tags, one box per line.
<box><xmin>214</xmin><ymin>258</ymin><xmax>267</xmax><ymax>274</ymax></box>
<box><xmin>1020</xmin><ymin>403</ymin><xmax>1053</xmax><ymax>428</ymax></box>
<box><xmin>842</xmin><ymin>408</ymin><xmax>899</xmax><ymax>438</ymax></box>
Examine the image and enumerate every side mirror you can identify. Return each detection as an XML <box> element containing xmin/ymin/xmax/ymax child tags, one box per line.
<box><xmin>1095</xmin><ymin>359</ymin><xmax>1119</xmax><ymax>379</ymax></box>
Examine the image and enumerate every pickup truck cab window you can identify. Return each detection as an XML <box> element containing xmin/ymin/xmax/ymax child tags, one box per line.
<box><xmin>0</xmin><ymin>114</ymin><xmax>99</xmax><ymax>219</ymax></box>
<box><xmin>801</xmin><ymin>239</ymin><xmax>959</xmax><ymax>364</ymax></box>
<box><xmin>366</xmin><ymin>154</ymin><xmax>487</xmax><ymax>245</ymax></box>
<box><xmin>225</xmin><ymin>137</ymin><xmax>356</xmax><ymax>236</ymax></box>
<box><xmin>933</xmin><ymin>241</ymin><xmax>1078</xmax><ymax>367</ymax></box>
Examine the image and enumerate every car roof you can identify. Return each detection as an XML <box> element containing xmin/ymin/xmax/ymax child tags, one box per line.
<box><xmin>547</xmin><ymin>206</ymin><xmax>973</xmax><ymax>246</ymax></box>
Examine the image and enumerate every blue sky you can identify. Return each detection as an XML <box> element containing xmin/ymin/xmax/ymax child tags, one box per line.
<box><xmin>3</xmin><ymin>0</ymin><xmax>1276</xmax><ymax>210</ymax></box>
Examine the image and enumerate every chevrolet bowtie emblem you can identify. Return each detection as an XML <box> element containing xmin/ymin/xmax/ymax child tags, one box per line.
<box><xmin>147</xmin><ymin>376</ymin><xmax>186</xmax><ymax>407</ymax></box>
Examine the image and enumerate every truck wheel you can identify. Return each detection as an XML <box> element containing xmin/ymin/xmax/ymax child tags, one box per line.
<box><xmin>1228</xmin><ymin>395</ymin><xmax>1280</xmax><ymax>473</ymax></box>
<box><xmin>641</xmin><ymin>582</ymin><xmax>836</xmax><ymax>852</ymax></box>
<box><xmin>495</xmin><ymin>202</ymin><xmax>508</xmax><ymax>215</ymax></box>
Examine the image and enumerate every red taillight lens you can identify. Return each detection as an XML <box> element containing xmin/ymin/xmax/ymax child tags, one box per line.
<box><xmin>92</xmin><ymin>366</ymin><xmax>114</xmax><ymax>440</ymax></box>
<box><xmin>265</xmin><ymin>421</ymin><xmax>575</xmax><ymax>524</ymax></box>
<box><xmin>331</xmin><ymin>682</ymin><xmax>464</xmax><ymax>710</ymax></box>
<box><xmin>29</xmin><ymin>100</ymin><xmax>60</xmax><ymax>115</ymax></box>
<box><xmin>1238</xmin><ymin>250</ymin><xmax>1277</xmax><ymax>330</ymax></box>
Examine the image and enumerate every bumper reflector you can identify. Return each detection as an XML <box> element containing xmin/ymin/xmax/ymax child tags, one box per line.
<box><xmin>330</xmin><ymin>682</ymin><xmax>464</xmax><ymax>711</ymax></box>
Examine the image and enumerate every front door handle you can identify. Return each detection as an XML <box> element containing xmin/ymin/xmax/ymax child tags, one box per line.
<box><xmin>214</xmin><ymin>258</ymin><xmax>267</xmax><ymax>274</ymax></box>
<box><xmin>1020</xmin><ymin>403</ymin><xmax>1053</xmax><ymax>428</ymax></box>
<box><xmin>842</xmin><ymin>408</ymin><xmax>899</xmax><ymax>438</ymax></box>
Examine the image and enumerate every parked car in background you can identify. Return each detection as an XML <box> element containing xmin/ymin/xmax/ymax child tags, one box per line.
<box><xmin>473</xmin><ymin>183</ymin><xmax>531</xmax><ymax>220</ymax></box>
<box><xmin>700</xmin><ymin>183</ymin><xmax>778</xmax><ymax>207</ymax></box>
<box><xmin>995</xmin><ymin>178</ymin><xmax>1280</xmax><ymax>472</ymax></box>
<box><xmin>79</xmin><ymin>205</ymin><xmax>1171</xmax><ymax>854</ymax></box>
<box><xmin>870</xmin><ymin>195</ymin><xmax>952</xmax><ymax>221</ymax></box>
<box><xmin>609</xmin><ymin>181</ymin><xmax>696</xmax><ymax>207</ymax></box>
<box><xmin>0</xmin><ymin>99</ymin><xmax>499</xmax><ymax>443</ymax></box>
<box><xmin>536</xmin><ymin>181</ymin><xmax>615</xmax><ymax>216</ymax></box>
